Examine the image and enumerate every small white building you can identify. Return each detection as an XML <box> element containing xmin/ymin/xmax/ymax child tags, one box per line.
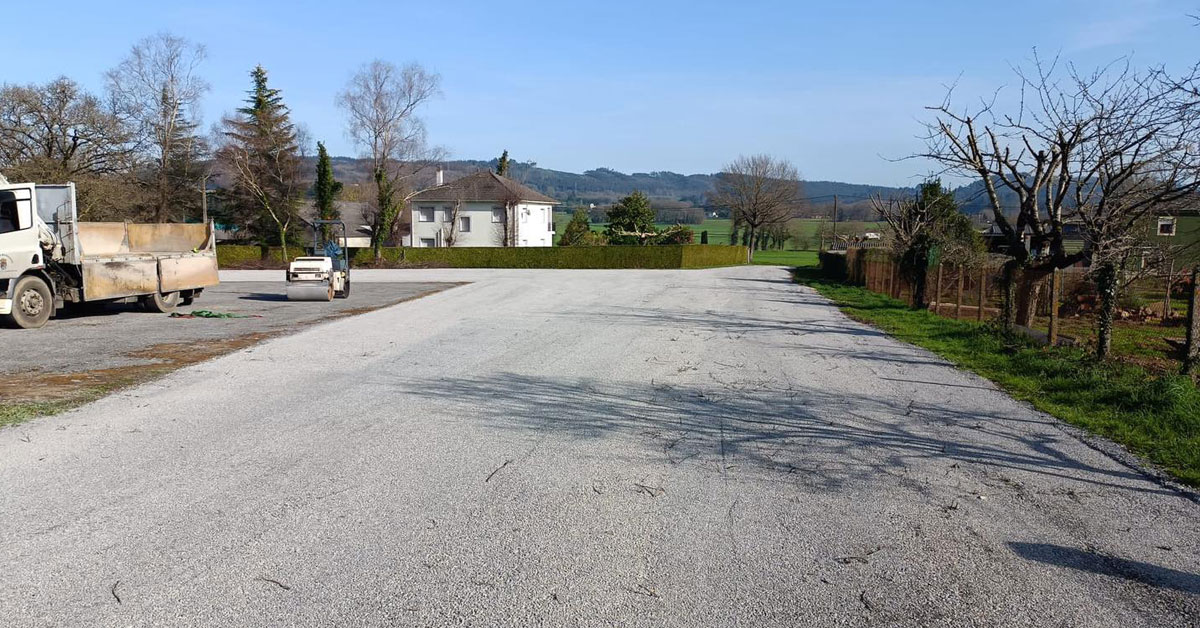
<box><xmin>408</xmin><ymin>170</ymin><xmax>558</xmax><ymax>247</ymax></box>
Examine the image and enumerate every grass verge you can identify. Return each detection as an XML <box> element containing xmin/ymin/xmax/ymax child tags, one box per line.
<box><xmin>795</xmin><ymin>268</ymin><xmax>1200</xmax><ymax>488</ymax></box>
<box><xmin>1</xmin><ymin>397</ymin><xmax>100</xmax><ymax>430</ymax></box>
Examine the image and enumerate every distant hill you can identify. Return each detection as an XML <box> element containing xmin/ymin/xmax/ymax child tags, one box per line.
<box><xmin>308</xmin><ymin>156</ymin><xmax>1026</xmax><ymax>223</ymax></box>
<box><xmin>312</xmin><ymin>156</ymin><xmax>913</xmax><ymax>209</ymax></box>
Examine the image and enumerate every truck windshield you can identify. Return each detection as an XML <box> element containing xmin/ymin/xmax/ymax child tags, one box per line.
<box><xmin>0</xmin><ymin>199</ymin><xmax>18</xmax><ymax>234</ymax></box>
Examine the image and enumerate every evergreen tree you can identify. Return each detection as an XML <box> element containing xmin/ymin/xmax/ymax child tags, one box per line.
<box><xmin>159</xmin><ymin>89</ymin><xmax>207</xmax><ymax>222</ymax></box>
<box><xmin>605</xmin><ymin>190</ymin><xmax>656</xmax><ymax>245</ymax></box>
<box><xmin>558</xmin><ymin>208</ymin><xmax>592</xmax><ymax>246</ymax></box>
<box><xmin>218</xmin><ymin>65</ymin><xmax>303</xmax><ymax>259</ymax></box>
<box><xmin>314</xmin><ymin>141</ymin><xmax>342</xmax><ymax>240</ymax></box>
<box><xmin>496</xmin><ymin>149</ymin><xmax>510</xmax><ymax>177</ymax></box>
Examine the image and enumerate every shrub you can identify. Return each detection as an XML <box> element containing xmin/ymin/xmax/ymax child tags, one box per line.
<box><xmin>219</xmin><ymin>244</ymin><xmax>749</xmax><ymax>269</ymax></box>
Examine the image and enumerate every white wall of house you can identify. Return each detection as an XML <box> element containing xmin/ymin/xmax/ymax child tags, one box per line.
<box><xmin>409</xmin><ymin>201</ymin><xmax>555</xmax><ymax>247</ymax></box>
<box><xmin>514</xmin><ymin>202</ymin><xmax>555</xmax><ymax>247</ymax></box>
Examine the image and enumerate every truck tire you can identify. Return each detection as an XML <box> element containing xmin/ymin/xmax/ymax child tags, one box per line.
<box><xmin>7</xmin><ymin>275</ymin><xmax>53</xmax><ymax>329</ymax></box>
<box><xmin>336</xmin><ymin>279</ymin><xmax>350</xmax><ymax>299</ymax></box>
<box><xmin>140</xmin><ymin>290</ymin><xmax>181</xmax><ymax>313</ymax></box>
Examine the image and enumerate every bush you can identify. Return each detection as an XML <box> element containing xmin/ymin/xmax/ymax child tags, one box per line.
<box><xmin>216</xmin><ymin>245</ymin><xmax>287</xmax><ymax>267</ymax></box>
<box><xmin>218</xmin><ymin>244</ymin><xmax>749</xmax><ymax>270</ymax></box>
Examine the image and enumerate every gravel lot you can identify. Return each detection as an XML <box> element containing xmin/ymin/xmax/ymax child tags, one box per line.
<box><xmin>0</xmin><ymin>280</ymin><xmax>457</xmax><ymax>403</ymax></box>
<box><xmin>0</xmin><ymin>266</ymin><xmax>1196</xmax><ymax>626</ymax></box>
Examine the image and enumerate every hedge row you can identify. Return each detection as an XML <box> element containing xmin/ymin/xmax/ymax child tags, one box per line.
<box><xmin>217</xmin><ymin>244</ymin><xmax>748</xmax><ymax>270</ymax></box>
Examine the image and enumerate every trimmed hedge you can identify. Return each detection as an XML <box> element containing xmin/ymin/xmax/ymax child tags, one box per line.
<box><xmin>216</xmin><ymin>245</ymin><xmax>287</xmax><ymax>267</ymax></box>
<box><xmin>218</xmin><ymin>244</ymin><xmax>748</xmax><ymax>270</ymax></box>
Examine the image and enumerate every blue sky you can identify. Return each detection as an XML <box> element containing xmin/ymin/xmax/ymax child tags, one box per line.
<box><xmin>3</xmin><ymin>0</ymin><xmax>1197</xmax><ymax>186</ymax></box>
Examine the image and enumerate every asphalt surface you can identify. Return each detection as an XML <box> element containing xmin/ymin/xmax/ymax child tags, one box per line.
<box><xmin>1</xmin><ymin>266</ymin><xmax>1197</xmax><ymax>627</ymax></box>
<box><xmin>0</xmin><ymin>281</ymin><xmax>455</xmax><ymax>377</ymax></box>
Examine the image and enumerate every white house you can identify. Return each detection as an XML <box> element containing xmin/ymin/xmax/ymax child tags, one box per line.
<box><xmin>407</xmin><ymin>170</ymin><xmax>558</xmax><ymax>247</ymax></box>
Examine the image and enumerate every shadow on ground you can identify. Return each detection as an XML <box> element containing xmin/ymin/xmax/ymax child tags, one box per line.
<box><xmin>382</xmin><ymin>369</ymin><xmax>1169</xmax><ymax>498</ymax></box>
<box><xmin>1008</xmin><ymin>542</ymin><xmax>1200</xmax><ymax>595</ymax></box>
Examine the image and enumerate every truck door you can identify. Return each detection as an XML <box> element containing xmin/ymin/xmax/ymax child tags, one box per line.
<box><xmin>0</xmin><ymin>183</ymin><xmax>41</xmax><ymax>280</ymax></box>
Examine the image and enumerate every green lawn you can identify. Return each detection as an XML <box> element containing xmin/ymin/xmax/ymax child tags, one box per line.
<box><xmin>553</xmin><ymin>214</ymin><xmax>885</xmax><ymax>250</ymax></box>
<box><xmin>750</xmin><ymin>250</ymin><xmax>818</xmax><ymax>266</ymax></box>
<box><xmin>796</xmin><ymin>268</ymin><xmax>1200</xmax><ymax>487</ymax></box>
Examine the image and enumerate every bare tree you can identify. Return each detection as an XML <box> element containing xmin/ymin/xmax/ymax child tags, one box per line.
<box><xmin>923</xmin><ymin>53</ymin><xmax>1200</xmax><ymax>355</ymax></box>
<box><xmin>0</xmin><ymin>77</ymin><xmax>139</xmax><ymax>219</ymax></box>
<box><xmin>710</xmin><ymin>155</ymin><xmax>802</xmax><ymax>262</ymax></box>
<box><xmin>338</xmin><ymin>60</ymin><xmax>442</xmax><ymax>257</ymax></box>
<box><xmin>106</xmin><ymin>33</ymin><xmax>209</xmax><ymax>222</ymax></box>
<box><xmin>871</xmin><ymin>179</ymin><xmax>981</xmax><ymax>309</ymax></box>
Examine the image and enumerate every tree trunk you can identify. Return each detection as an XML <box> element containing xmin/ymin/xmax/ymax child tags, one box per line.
<box><xmin>1048</xmin><ymin>269</ymin><xmax>1061</xmax><ymax>346</ymax></box>
<box><xmin>746</xmin><ymin>226</ymin><xmax>756</xmax><ymax>263</ymax></box>
<box><xmin>909</xmin><ymin>251</ymin><xmax>929</xmax><ymax>310</ymax></box>
<box><xmin>1182</xmin><ymin>267</ymin><xmax>1199</xmax><ymax>375</ymax></box>
<box><xmin>1001</xmin><ymin>262</ymin><xmax>1017</xmax><ymax>330</ymax></box>
<box><xmin>1013</xmin><ymin>268</ymin><xmax>1049</xmax><ymax>327</ymax></box>
<box><xmin>277</xmin><ymin>219</ymin><xmax>289</xmax><ymax>263</ymax></box>
<box><xmin>1095</xmin><ymin>262</ymin><xmax>1118</xmax><ymax>360</ymax></box>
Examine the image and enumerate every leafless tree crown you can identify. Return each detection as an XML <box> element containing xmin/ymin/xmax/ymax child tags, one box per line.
<box><xmin>922</xmin><ymin>53</ymin><xmax>1200</xmax><ymax>270</ymax></box>
<box><xmin>711</xmin><ymin>154</ymin><xmax>802</xmax><ymax>254</ymax></box>
<box><xmin>337</xmin><ymin>60</ymin><xmax>441</xmax><ymax>175</ymax></box>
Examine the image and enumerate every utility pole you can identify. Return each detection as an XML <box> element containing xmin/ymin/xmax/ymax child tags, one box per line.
<box><xmin>831</xmin><ymin>195</ymin><xmax>838</xmax><ymax>247</ymax></box>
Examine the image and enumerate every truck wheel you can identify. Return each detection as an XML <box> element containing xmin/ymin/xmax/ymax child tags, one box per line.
<box><xmin>180</xmin><ymin>290</ymin><xmax>196</xmax><ymax>306</ymax></box>
<box><xmin>140</xmin><ymin>290</ymin><xmax>181</xmax><ymax>313</ymax></box>
<box><xmin>7</xmin><ymin>275</ymin><xmax>53</xmax><ymax>329</ymax></box>
<box><xmin>336</xmin><ymin>279</ymin><xmax>350</xmax><ymax>299</ymax></box>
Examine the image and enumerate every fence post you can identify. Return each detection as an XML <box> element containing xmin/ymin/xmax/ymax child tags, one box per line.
<box><xmin>882</xmin><ymin>259</ymin><xmax>890</xmax><ymax>296</ymax></box>
<box><xmin>933</xmin><ymin>263</ymin><xmax>944</xmax><ymax>313</ymax></box>
<box><xmin>892</xmin><ymin>262</ymin><xmax>902</xmax><ymax>300</ymax></box>
<box><xmin>977</xmin><ymin>266</ymin><xmax>988</xmax><ymax>322</ymax></box>
<box><xmin>955</xmin><ymin>267</ymin><xmax>965</xmax><ymax>319</ymax></box>
<box><xmin>1048</xmin><ymin>269</ymin><xmax>1061</xmax><ymax>346</ymax></box>
<box><xmin>1184</xmin><ymin>267</ymin><xmax>1199</xmax><ymax>375</ymax></box>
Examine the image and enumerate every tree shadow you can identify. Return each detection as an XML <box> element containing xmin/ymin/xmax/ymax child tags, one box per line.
<box><xmin>1007</xmin><ymin>542</ymin><xmax>1200</xmax><ymax>595</ymax></box>
<box><xmin>380</xmin><ymin>371</ymin><xmax>1171</xmax><ymax>496</ymax></box>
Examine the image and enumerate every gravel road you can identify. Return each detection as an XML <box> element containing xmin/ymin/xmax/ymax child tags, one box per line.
<box><xmin>1</xmin><ymin>266</ymin><xmax>1196</xmax><ymax>627</ymax></box>
<box><xmin>0</xmin><ymin>280</ymin><xmax>455</xmax><ymax>378</ymax></box>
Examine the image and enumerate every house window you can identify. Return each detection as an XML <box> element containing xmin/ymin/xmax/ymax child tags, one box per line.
<box><xmin>443</xmin><ymin>206</ymin><xmax>454</xmax><ymax>222</ymax></box>
<box><xmin>420</xmin><ymin>238</ymin><xmax>436</xmax><ymax>247</ymax></box>
<box><xmin>1158</xmin><ymin>217</ymin><xmax>1177</xmax><ymax>236</ymax></box>
<box><xmin>492</xmin><ymin>207</ymin><xmax>504</xmax><ymax>223</ymax></box>
<box><xmin>459</xmin><ymin>216</ymin><xmax>471</xmax><ymax>233</ymax></box>
<box><xmin>521</xmin><ymin>209</ymin><xmax>529</xmax><ymax>223</ymax></box>
<box><xmin>418</xmin><ymin>207</ymin><xmax>434</xmax><ymax>222</ymax></box>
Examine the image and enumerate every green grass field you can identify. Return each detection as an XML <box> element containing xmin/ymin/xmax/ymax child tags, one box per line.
<box><xmin>552</xmin><ymin>214</ymin><xmax>884</xmax><ymax>255</ymax></box>
<box><xmin>750</xmin><ymin>250</ymin><xmax>818</xmax><ymax>266</ymax></box>
<box><xmin>796</xmin><ymin>268</ymin><xmax>1200</xmax><ymax>487</ymax></box>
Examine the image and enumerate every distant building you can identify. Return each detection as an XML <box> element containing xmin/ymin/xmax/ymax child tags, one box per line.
<box><xmin>407</xmin><ymin>170</ymin><xmax>558</xmax><ymax>247</ymax></box>
<box><xmin>299</xmin><ymin>201</ymin><xmax>374</xmax><ymax>249</ymax></box>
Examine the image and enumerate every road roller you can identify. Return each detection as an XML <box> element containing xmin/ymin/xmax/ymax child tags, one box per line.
<box><xmin>286</xmin><ymin>220</ymin><xmax>351</xmax><ymax>301</ymax></box>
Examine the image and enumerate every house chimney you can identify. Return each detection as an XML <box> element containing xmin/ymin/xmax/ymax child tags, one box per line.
<box><xmin>436</xmin><ymin>168</ymin><xmax>444</xmax><ymax>186</ymax></box>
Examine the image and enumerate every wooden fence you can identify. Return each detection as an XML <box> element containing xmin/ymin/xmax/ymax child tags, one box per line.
<box><xmin>832</xmin><ymin>247</ymin><xmax>1200</xmax><ymax>373</ymax></box>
